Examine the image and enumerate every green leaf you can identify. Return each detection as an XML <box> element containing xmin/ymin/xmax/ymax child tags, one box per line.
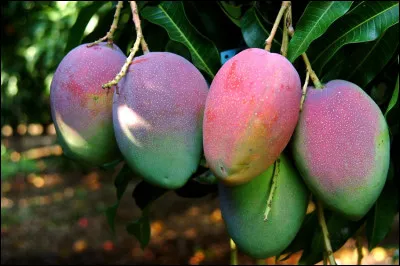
<box><xmin>366</xmin><ymin>171</ymin><xmax>399</xmax><ymax>250</ymax></box>
<box><xmin>174</xmin><ymin>178</ymin><xmax>217</xmax><ymax>198</ymax></box>
<box><xmin>140</xmin><ymin>1</ymin><xmax>220</xmax><ymax>78</ymax></box>
<box><xmin>309</xmin><ymin>1</ymin><xmax>399</xmax><ymax>75</ymax></box>
<box><xmin>132</xmin><ymin>180</ymin><xmax>168</xmax><ymax>210</ymax></box>
<box><xmin>64</xmin><ymin>1</ymin><xmax>108</xmax><ymax>54</ymax></box>
<box><xmin>335</xmin><ymin>23</ymin><xmax>399</xmax><ymax>88</ymax></box>
<box><xmin>165</xmin><ymin>40</ymin><xmax>191</xmax><ymax>62</ymax></box>
<box><xmin>385</xmin><ymin>74</ymin><xmax>399</xmax><ymax>118</ymax></box>
<box><xmin>126</xmin><ymin>207</ymin><xmax>151</xmax><ymax>249</ymax></box>
<box><xmin>105</xmin><ymin>163</ymin><xmax>134</xmax><ymax>233</ymax></box>
<box><xmin>240</xmin><ymin>7</ymin><xmax>281</xmax><ymax>52</ymax></box>
<box><xmin>218</xmin><ymin>1</ymin><xmax>242</xmax><ymax>27</ymax></box>
<box><xmin>299</xmin><ymin>210</ymin><xmax>366</xmax><ymax>265</ymax></box>
<box><xmin>287</xmin><ymin>1</ymin><xmax>353</xmax><ymax>62</ymax></box>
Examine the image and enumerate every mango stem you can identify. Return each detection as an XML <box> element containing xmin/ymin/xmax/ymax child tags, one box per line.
<box><xmin>280</xmin><ymin>4</ymin><xmax>291</xmax><ymax>57</ymax></box>
<box><xmin>286</xmin><ymin>6</ymin><xmax>323</xmax><ymax>89</ymax></box>
<box><xmin>300</xmin><ymin>71</ymin><xmax>310</xmax><ymax>111</ymax></box>
<box><xmin>265</xmin><ymin>1</ymin><xmax>291</xmax><ymax>51</ymax></box>
<box><xmin>301</xmin><ymin>53</ymin><xmax>323</xmax><ymax>89</ymax></box>
<box><xmin>264</xmin><ymin>159</ymin><xmax>280</xmax><ymax>221</ymax></box>
<box><xmin>102</xmin><ymin>1</ymin><xmax>147</xmax><ymax>90</ymax></box>
<box><xmin>230</xmin><ymin>238</ymin><xmax>238</xmax><ymax>265</ymax></box>
<box><xmin>317</xmin><ymin>200</ymin><xmax>337</xmax><ymax>265</ymax></box>
<box><xmin>87</xmin><ymin>1</ymin><xmax>124</xmax><ymax>47</ymax></box>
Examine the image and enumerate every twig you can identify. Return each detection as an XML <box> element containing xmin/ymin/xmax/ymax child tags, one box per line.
<box><xmin>264</xmin><ymin>159</ymin><xmax>280</xmax><ymax>221</ymax></box>
<box><xmin>102</xmin><ymin>1</ymin><xmax>145</xmax><ymax>90</ymax></box>
<box><xmin>141</xmin><ymin>37</ymin><xmax>149</xmax><ymax>54</ymax></box>
<box><xmin>265</xmin><ymin>1</ymin><xmax>291</xmax><ymax>51</ymax></box>
<box><xmin>317</xmin><ymin>200</ymin><xmax>337</xmax><ymax>265</ymax></box>
<box><xmin>300</xmin><ymin>71</ymin><xmax>310</xmax><ymax>111</ymax></box>
<box><xmin>286</xmin><ymin>6</ymin><xmax>323</xmax><ymax>89</ymax></box>
<box><xmin>301</xmin><ymin>53</ymin><xmax>323</xmax><ymax>89</ymax></box>
<box><xmin>280</xmin><ymin>4</ymin><xmax>291</xmax><ymax>56</ymax></box>
<box><xmin>87</xmin><ymin>1</ymin><xmax>124</xmax><ymax>47</ymax></box>
<box><xmin>230</xmin><ymin>238</ymin><xmax>238</xmax><ymax>265</ymax></box>
<box><xmin>356</xmin><ymin>235</ymin><xmax>363</xmax><ymax>265</ymax></box>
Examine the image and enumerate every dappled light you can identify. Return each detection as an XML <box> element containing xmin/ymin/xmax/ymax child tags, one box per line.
<box><xmin>117</xmin><ymin>104</ymin><xmax>152</xmax><ymax>148</ymax></box>
<box><xmin>1</xmin><ymin>0</ymin><xmax>398</xmax><ymax>265</ymax></box>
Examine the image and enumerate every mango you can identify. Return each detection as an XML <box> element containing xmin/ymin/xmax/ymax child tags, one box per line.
<box><xmin>203</xmin><ymin>48</ymin><xmax>302</xmax><ymax>186</ymax></box>
<box><xmin>113</xmin><ymin>52</ymin><xmax>208</xmax><ymax>189</ymax></box>
<box><xmin>292</xmin><ymin>80</ymin><xmax>390</xmax><ymax>220</ymax></box>
<box><xmin>218</xmin><ymin>154</ymin><xmax>309</xmax><ymax>259</ymax></box>
<box><xmin>50</xmin><ymin>42</ymin><xmax>126</xmax><ymax>166</ymax></box>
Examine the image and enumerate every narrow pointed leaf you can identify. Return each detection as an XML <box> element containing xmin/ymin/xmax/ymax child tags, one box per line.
<box><xmin>287</xmin><ymin>1</ymin><xmax>353</xmax><ymax>62</ymax></box>
<box><xmin>132</xmin><ymin>180</ymin><xmax>168</xmax><ymax>210</ymax></box>
<box><xmin>140</xmin><ymin>1</ymin><xmax>220</xmax><ymax>78</ymax></box>
<box><xmin>309</xmin><ymin>1</ymin><xmax>399</xmax><ymax>74</ymax></box>
<box><xmin>126</xmin><ymin>207</ymin><xmax>151</xmax><ymax>249</ymax></box>
<box><xmin>321</xmin><ymin>23</ymin><xmax>399</xmax><ymax>87</ymax></box>
<box><xmin>341</xmin><ymin>23</ymin><xmax>398</xmax><ymax>87</ymax></box>
<box><xmin>105</xmin><ymin>163</ymin><xmax>134</xmax><ymax>233</ymax></box>
<box><xmin>385</xmin><ymin>75</ymin><xmax>399</xmax><ymax>118</ymax></box>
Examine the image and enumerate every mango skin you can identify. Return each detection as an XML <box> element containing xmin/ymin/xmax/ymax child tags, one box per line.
<box><xmin>203</xmin><ymin>48</ymin><xmax>302</xmax><ymax>186</ymax></box>
<box><xmin>218</xmin><ymin>154</ymin><xmax>309</xmax><ymax>259</ymax></box>
<box><xmin>50</xmin><ymin>42</ymin><xmax>126</xmax><ymax>166</ymax></box>
<box><xmin>113</xmin><ymin>52</ymin><xmax>209</xmax><ymax>190</ymax></box>
<box><xmin>292</xmin><ymin>80</ymin><xmax>390</xmax><ymax>220</ymax></box>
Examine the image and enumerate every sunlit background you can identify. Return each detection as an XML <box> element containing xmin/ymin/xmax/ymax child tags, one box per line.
<box><xmin>1</xmin><ymin>1</ymin><xmax>399</xmax><ymax>265</ymax></box>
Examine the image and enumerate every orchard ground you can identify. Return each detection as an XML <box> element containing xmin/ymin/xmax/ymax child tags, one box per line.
<box><xmin>1</xmin><ymin>127</ymin><xmax>398</xmax><ymax>265</ymax></box>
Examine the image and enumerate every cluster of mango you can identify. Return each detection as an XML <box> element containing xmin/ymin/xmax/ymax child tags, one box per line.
<box><xmin>50</xmin><ymin>42</ymin><xmax>389</xmax><ymax>259</ymax></box>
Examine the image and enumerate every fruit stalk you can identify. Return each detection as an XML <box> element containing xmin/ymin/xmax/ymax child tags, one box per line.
<box><xmin>286</xmin><ymin>7</ymin><xmax>323</xmax><ymax>89</ymax></box>
<box><xmin>265</xmin><ymin>1</ymin><xmax>291</xmax><ymax>51</ymax></box>
<box><xmin>102</xmin><ymin>1</ymin><xmax>146</xmax><ymax>90</ymax></box>
<box><xmin>264</xmin><ymin>159</ymin><xmax>280</xmax><ymax>221</ymax></box>
<box><xmin>317</xmin><ymin>200</ymin><xmax>337</xmax><ymax>265</ymax></box>
<box><xmin>300</xmin><ymin>71</ymin><xmax>310</xmax><ymax>111</ymax></box>
<box><xmin>300</xmin><ymin>53</ymin><xmax>323</xmax><ymax>89</ymax></box>
<box><xmin>87</xmin><ymin>1</ymin><xmax>124</xmax><ymax>47</ymax></box>
<box><xmin>133</xmin><ymin>1</ymin><xmax>149</xmax><ymax>54</ymax></box>
<box><xmin>280</xmin><ymin>4</ymin><xmax>291</xmax><ymax>57</ymax></box>
<box><xmin>230</xmin><ymin>238</ymin><xmax>238</xmax><ymax>265</ymax></box>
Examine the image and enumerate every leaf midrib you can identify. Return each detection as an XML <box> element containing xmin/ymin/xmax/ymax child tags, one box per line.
<box><xmin>158</xmin><ymin>4</ymin><xmax>215</xmax><ymax>78</ymax></box>
<box><xmin>289</xmin><ymin>2</ymin><xmax>335</xmax><ymax>60</ymax></box>
<box><xmin>312</xmin><ymin>2</ymin><xmax>398</xmax><ymax>65</ymax></box>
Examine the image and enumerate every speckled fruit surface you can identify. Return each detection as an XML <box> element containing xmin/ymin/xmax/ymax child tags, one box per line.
<box><xmin>113</xmin><ymin>52</ymin><xmax>209</xmax><ymax>190</ymax></box>
<box><xmin>292</xmin><ymin>80</ymin><xmax>390</xmax><ymax>220</ymax></box>
<box><xmin>50</xmin><ymin>42</ymin><xmax>126</xmax><ymax>166</ymax></box>
<box><xmin>218</xmin><ymin>154</ymin><xmax>309</xmax><ymax>259</ymax></box>
<box><xmin>203</xmin><ymin>48</ymin><xmax>302</xmax><ymax>186</ymax></box>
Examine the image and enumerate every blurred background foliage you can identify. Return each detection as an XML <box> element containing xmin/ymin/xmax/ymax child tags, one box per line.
<box><xmin>1</xmin><ymin>1</ymin><xmax>398</xmax><ymax>128</ymax></box>
<box><xmin>1</xmin><ymin>1</ymin><xmax>399</xmax><ymax>265</ymax></box>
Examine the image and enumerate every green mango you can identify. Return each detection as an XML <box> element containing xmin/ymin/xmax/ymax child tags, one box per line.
<box><xmin>218</xmin><ymin>154</ymin><xmax>309</xmax><ymax>259</ymax></box>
